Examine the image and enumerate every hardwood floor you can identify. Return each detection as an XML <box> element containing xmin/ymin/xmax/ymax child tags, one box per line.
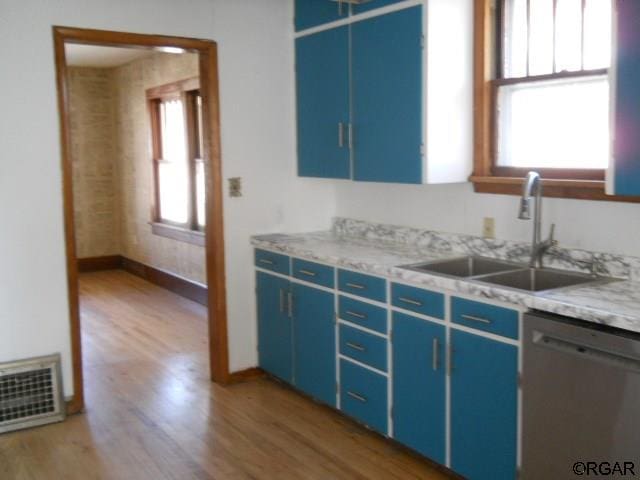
<box><xmin>0</xmin><ymin>270</ymin><xmax>452</xmax><ymax>480</ymax></box>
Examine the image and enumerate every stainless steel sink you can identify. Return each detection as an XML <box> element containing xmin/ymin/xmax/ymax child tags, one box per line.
<box><xmin>400</xmin><ymin>256</ymin><xmax>620</xmax><ymax>293</ymax></box>
<box><xmin>402</xmin><ymin>256</ymin><xmax>522</xmax><ymax>278</ymax></box>
<box><xmin>475</xmin><ymin>267</ymin><xmax>609</xmax><ymax>292</ymax></box>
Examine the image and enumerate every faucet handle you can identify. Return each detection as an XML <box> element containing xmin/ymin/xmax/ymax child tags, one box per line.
<box><xmin>548</xmin><ymin>223</ymin><xmax>558</xmax><ymax>246</ymax></box>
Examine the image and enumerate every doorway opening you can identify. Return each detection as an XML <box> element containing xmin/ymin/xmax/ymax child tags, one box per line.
<box><xmin>53</xmin><ymin>27</ymin><xmax>229</xmax><ymax>414</ymax></box>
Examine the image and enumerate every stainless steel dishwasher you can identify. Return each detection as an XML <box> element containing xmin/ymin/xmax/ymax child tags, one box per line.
<box><xmin>522</xmin><ymin>311</ymin><xmax>640</xmax><ymax>479</ymax></box>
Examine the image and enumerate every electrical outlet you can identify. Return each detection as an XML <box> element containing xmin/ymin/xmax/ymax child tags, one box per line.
<box><xmin>228</xmin><ymin>177</ymin><xmax>242</xmax><ymax>197</ymax></box>
<box><xmin>483</xmin><ymin>217</ymin><xmax>496</xmax><ymax>239</ymax></box>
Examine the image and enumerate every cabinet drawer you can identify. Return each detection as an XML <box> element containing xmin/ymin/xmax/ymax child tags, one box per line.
<box><xmin>340</xmin><ymin>359</ymin><xmax>388</xmax><ymax>435</ymax></box>
<box><xmin>391</xmin><ymin>283</ymin><xmax>445</xmax><ymax>319</ymax></box>
<box><xmin>339</xmin><ymin>324</ymin><xmax>387</xmax><ymax>372</ymax></box>
<box><xmin>451</xmin><ymin>297</ymin><xmax>519</xmax><ymax>340</ymax></box>
<box><xmin>255</xmin><ymin>249</ymin><xmax>290</xmax><ymax>275</ymax></box>
<box><xmin>292</xmin><ymin>258</ymin><xmax>335</xmax><ymax>288</ymax></box>
<box><xmin>338</xmin><ymin>269</ymin><xmax>387</xmax><ymax>302</ymax></box>
<box><xmin>338</xmin><ymin>296</ymin><xmax>387</xmax><ymax>334</ymax></box>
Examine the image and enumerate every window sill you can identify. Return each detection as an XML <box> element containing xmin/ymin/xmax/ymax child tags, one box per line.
<box><xmin>470</xmin><ymin>176</ymin><xmax>640</xmax><ymax>203</ymax></box>
<box><xmin>150</xmin><ymin>222</ymin><xmax>205</xmax><ymax>246</ymax></box>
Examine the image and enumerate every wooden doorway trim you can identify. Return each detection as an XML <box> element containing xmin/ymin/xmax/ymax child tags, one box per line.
<box><xmin>53</xmin><ymin>26</ymin><xmax>229</xmax><ymax>414</ymax></box>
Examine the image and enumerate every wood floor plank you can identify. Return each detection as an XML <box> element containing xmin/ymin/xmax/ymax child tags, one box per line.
<box><xmin>0</xmin><ymin>270</ymin><xmax>452</xmax><ymax>479</ymax></box>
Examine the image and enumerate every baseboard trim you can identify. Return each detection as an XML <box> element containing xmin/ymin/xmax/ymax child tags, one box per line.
<box><xmin>120</xmin><ymin>257</ymin><xmax>208</xmax><ymax>307</ymax></box>
<box><xmin>228</xmin><ymin>367</ymin><xmax>265</xmax><ymax>384</ymax></box>
<box><xmin>77</xmin><ymin>255</ymin><xmax>208</xmax><ymax>306</ymax></box>
<box><xmin>77</xmin><ymin>255</ymin><xmax>122</xmax><ymax>272</ymax></box>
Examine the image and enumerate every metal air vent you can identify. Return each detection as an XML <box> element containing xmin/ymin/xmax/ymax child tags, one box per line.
<box><xmin>0</xmin><ymin>354</ymin><xmax>65</xmax><ymax>434</ymax></box>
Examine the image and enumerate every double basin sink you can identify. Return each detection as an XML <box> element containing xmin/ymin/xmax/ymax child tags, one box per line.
<box><xmin>401</xmin><ymin>256</ymin><xmax>616</xmax><ymax>293</ymax></box>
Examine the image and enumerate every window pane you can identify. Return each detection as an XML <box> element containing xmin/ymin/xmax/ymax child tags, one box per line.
<box><xmin>529</xmin><ymin>0</ymin><xmax>554</xmax><ymax>75</ymax></box>
<box><xmin>160</xmin><ymin>99</ymin><xmax>186</xmax><ymax>164</ymax></box>
<box><xmin>583</xmin><ymin>0</ymin><xmax>612</xmax><ymax>70</ymax></box>
<box><xmin>504</xmin><ymin>0</ymin><xmax>528</xmax><ymax>78</ymax></box>
<box><xmin>158</xmin><ymin>162</ymin><xmax>189</xmax><ymax>223</ymax></box>
<box><xmin>497</xmin><ymin>76</ymin><xmax>609</xmax><ymax>169</ymax></box>
<box><xmin>195</xmin><ymin>161</ymin><xmax>205</xmax><ymax>227</ymax></box>
<box><xmin>196</xmin><ymin>94</ymin><xmax>204</xmax><ymax>158</ymax></box>
<box><xmin>158</xmin><ymin>98</ymin><xmax>188</xmax><ymax>224</ymax></box>
<box><xmin>555</xmin><ymin>0</ymin><xmax>583</xmax><ymax>72</ymax></box>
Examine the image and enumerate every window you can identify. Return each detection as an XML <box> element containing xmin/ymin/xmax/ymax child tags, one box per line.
<box><xmin>148</xmin><ymin>78</ymin><xmax>205</xmax><ymax>237</ymax></box>
<box><xmin>473</xmin><ymin>0</ymin><xmax>623</xmax><ymax>200</ymax></box>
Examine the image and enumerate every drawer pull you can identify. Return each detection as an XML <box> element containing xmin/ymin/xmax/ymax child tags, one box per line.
<box><xmin>461</xmin><ymin>314</ymin><xmax>492</xmax><ymax>325</ymax></box>
<box><xmin>432</xmin><ymin>337</ymin><xmax>439</xmax><ymax>371</ymax></box>
<box><xmin>259</xmin><ymin>259</ymin><xmax>275</xmax><ymax>265</ymax></box>
<box><xmin>346</xmin><ymin>391</ymin><xmax>367</xmax><ymax>403</ymax></box>
<box><xmin>279</xmin><ymin>288</ymin><xmax>285</xmax><ymax>314</ymax></box>
<box><xmin>346</xmin><ymin>282</ymin><xmax>366</xmax><ymax>290</ymax></box>
<box><xmin>298</xmin><ymin>269</ymin><xmax>317</xmax><ymax>277</ymax></box>
<box><xmin>346</xmin><ymin>342</ymin><xmax>366</xmax><ymax>352</ymax></box>
<box><xmin>399</xmin><ymin>296</ymin><xmax>423</xmax><ymax>307</ymax></box>
<box><xmin>346</xmin><ymin>310</ymin><xmax>366</xmax><ymax>319</ymax></box>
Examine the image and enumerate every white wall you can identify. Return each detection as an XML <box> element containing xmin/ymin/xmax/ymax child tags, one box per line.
<box><xmin>0</xmin><ymin>0</ymin><xmax>335</xmax><ymax>397</ymax></box>
<box><xmin>334</xmin><ymin>181</ymin><xmax>640</xmax><ymax>257</ymax></box>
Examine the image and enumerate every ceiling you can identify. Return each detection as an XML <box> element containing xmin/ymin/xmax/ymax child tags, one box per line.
<box><xmin>65</xmin><ymin>44</ymin><xmax>155</xmax><ymax>68</ymax></box>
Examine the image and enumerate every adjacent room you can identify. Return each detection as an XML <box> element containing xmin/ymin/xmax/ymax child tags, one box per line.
<box><xmin>1</xmin><ymin>1</ymin><xmax>640</xmax><ymax>479</ymax></box>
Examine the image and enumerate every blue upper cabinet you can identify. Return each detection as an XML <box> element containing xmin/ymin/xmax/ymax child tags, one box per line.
<box><xmin>450</xmin><ymin>330</ymin><xmax>518</xmax><ymax>480</ymax></box>
<box><xmin>296</xmin><ymin>26</ymin><xmax>351</xmax><ymax>179</ymax></box>
<box><xmin>392</xmin><ymin>313</ymin><xmax>445</xmax><ymax>464</ymax></box>
<box><xmin>351</xmin><ymin>6</ymin><xmax>423</xmax><ymax>183</ymax></box>
<box><xmin>292</xmin><ymin>283</ymin><xmax>336</xmax><ymax>406</ymax></box>
<box><xmin>352</xmin><ymin>0</ymin><xmax>406</xmax><ymax>15</ymax></box>
<box><xmin>295</xmin><ymin>0</ymin><xmax>348</xmax><ymax>32</ymax></box>
<box><xmin>257</xmin><ymin>272</ymin><xmax>293</xmax><ymax>383</ymax></box>
<box><xmin>610</xmin><ymin>0</ymin><xmax>640</xmax><ymax>195</ymax></box>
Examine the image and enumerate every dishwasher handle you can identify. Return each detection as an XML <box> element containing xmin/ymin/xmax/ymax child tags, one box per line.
<box><xmin>533</xmin><ymin>330</ymin><xmax>640</xmax><ymax>374</ymax></box>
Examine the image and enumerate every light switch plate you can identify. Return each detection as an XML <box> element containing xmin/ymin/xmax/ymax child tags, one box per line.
<box><xmin>228</xmin><ymin>177</ymin><xmax>242</xmax><ymax>197</ymax></box>
<box><xmin>483</xmin><ymin>217</ymin><xmax>495</xmax><ymax>239</ymax></box>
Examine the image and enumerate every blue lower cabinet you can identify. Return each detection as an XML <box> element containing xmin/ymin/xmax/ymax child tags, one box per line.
<box><xmin>257</xmin><ymin>272</ymin><xmax>293</xmax><ymax>383</ymax></box>
<box><xmin>339</xmin><ymin>324</ymin><xmax>387</xmax><ymax>372</ymax></box>
<box><xmin>340</xmin><ymin>359</ymin><xmax>388</xmax><ymax>435</ymax></box>
<box><xmin>392</xmin><ymin>313</ymin><xmax>445</xmax><ymax>464</ymax></box>
<box><xmin>450</xmin><ymin>329</ymin><xmax>518</xmax><ymax>480</ymax></box>
<box><xmin>292</xmin><ymin>283</ymin><xmax>336</xmax><ymax>406</ymax></box>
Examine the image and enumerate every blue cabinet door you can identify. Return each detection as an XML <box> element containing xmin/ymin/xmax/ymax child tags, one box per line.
<box><xmin>352</xmin><ymin>0</ymin><xmax>406</xmax><ymax>15</ymax></box>
<box><xmin>292</xmin><ymin>283</ymin><xmax>336</xmax><ymax>406</ymax></box>
<box><xmin>257</xmin><ymin>272</ymin><xmax>293</xmax><ymax>383</ymax></box>
<box><xmin>451</xmin><ymin>330</ymin><xmax>518</xmax><ymax>480</ymax></box>
<box><xmin>392</xmin><ymin>313</ymin><xmax>445</xmax><ymax>464</ymax></box>
<box><xmin>296</xmin><ymin>26</ymin><xmax>351</xmax><ymax>179</ymax></box>
<box><xmin>295</xmin><ymin>0</ymin><xmax>347</xmax><ymax>32</ymax></box>
<box><xmin>351</xmin><ymin>6</ymin><xmax>423</xmax><ymax>183</ymax></box>
<box><xmin>612</xmin><ymin>1</ymin><xmax>640</xmax><ymax>195</ymax></box>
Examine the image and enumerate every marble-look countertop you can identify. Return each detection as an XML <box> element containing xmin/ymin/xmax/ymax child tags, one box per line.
<box><xmin>251</xmin><ymin>230</ymin><xmax>640</xmax><ymax>335</ymax></box>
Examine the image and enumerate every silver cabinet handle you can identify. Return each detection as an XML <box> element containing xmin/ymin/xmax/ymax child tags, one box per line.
<box><xmin>346</xmin><ymin>342</ymin><xmax>365</xmax><ymax>352</ymax></box>
<box><xmin>259</xmin><ymin>258</ymin><xmax>274</xmax><ymax>265</ymax></box>
<box><xmin>461</xmin><ymin>314</ymin><xmax>491</xmax><ymax>325</ymax></box>
<box><xmin>347</xmin><ymin>391</ymin><xmax>367</xmax><ymax>403</ymax></box>
<box><xmin>287</xmin><ymin>291</ymin><xmax>293</xmax><ymax>318</ymax></box>
<box><xmin>338</xmin><ymin>122</ymin><xmax>344</xmax><ymax>148</ymax></box>
<box><xmin>298</xmin><ymin>269</ymin><xmax>317</xmax><ymax>277</ymax></box>
<box><xmin>432</xmin><ymin>337</ymin><xmax>439</xmax><ymax>371</ymax></box>
<box><xmin>348</xmin><ymin>123</ymin><xmax>353</xmax><ymax>149</ymax></box>
<box><xmin>279</xmin><ymin>288</ymin><xmax>285</xmax><ymax>314</ymax></box>
<box><xmin>346</xmin><ymin>310</ymin><xmax>366</xmax><ymax>319</ymax></box>
<box><xmin>346</xmin><ymin>282</ymin><xmax>365</xmax><ymax>290</ymax></box>
<box><xmin>399</xmin><ymin>297</ymin><xmax>423</xmax><ymax>307</ymax></box>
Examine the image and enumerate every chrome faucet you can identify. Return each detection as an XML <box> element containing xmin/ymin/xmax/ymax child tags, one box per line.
<box><xmin>518</xmin><ymin>172</ymin><xmax>557</xmax><ymax>269</ymax></box>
